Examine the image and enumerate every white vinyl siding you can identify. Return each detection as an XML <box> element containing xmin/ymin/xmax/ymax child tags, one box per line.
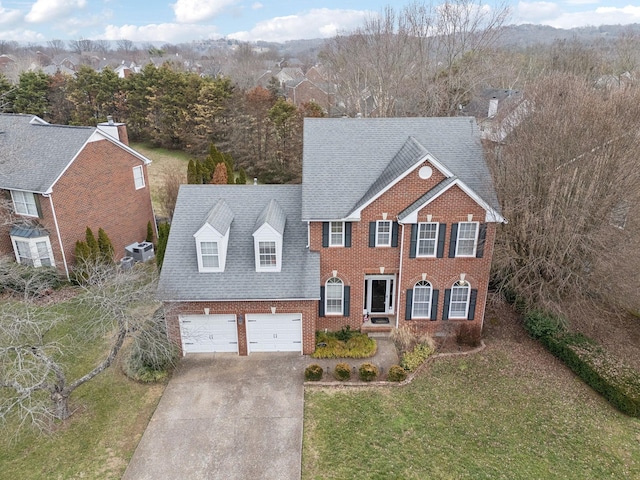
<box><xmin>417</xmin><ymin>222</ymin><xmax>438</xmax><ymax>257</ymax></box>
<box><xmin>11</xmin><ymin>191</ymin><xmax>38</xmax><ymax>217</ymax></box>
<box><xmin>456</xmin><ymin>222</ymin><xmax>478</xmax><ymax>257</ymax></box>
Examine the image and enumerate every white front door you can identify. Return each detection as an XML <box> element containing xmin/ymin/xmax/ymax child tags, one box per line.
<box><xmin>179</xmin><ymin>314</ymin><xmax>238</xmax><ymax>354</ymax></box>
<box><xmin>245</xmin><ymin>313</ymin><xmax>303</xmax><ymax>353</ymax></box>
<box><xmin>364</xmin><ymin>275</ymin><xmax>395</xmax><ymax>314</ymax></box>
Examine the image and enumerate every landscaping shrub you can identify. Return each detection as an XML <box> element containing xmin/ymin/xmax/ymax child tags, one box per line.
<box><xmin>124</xmin><ymin>308</ymin><xmax>178</xmax><ymax>383</ymax></box>
<box><xmin>335</xmin><ymin>325</ymin><xmax>357</xmax><ymax>342</ymax></box>
<box><xmin>305</xmin><ymin>364</ymin><xmax>323</xmax><ymax>381</ymax></box>
<box><xmin>391</xmin><ymin>327</ymin><xmax>435</xmax><ymax>355</ymax></box>
<box><xmin>401</xmin><ymin>343</ymin><xmax>435</xmax><ymax>372</ymax></box>
<box><xmin>0</xmin><ymin>261</ymin><xmax>60</xmax><ymax>296</ymax></box>
<box><xmin>387</xmin><ymin>364</ymin><xmax>407</xmax><ymax>382</ymax></box>
<box><xmin>358</xmin><ymin>363</ymin><xmax>379</xmax><ymax>382</ymax></box>
<box><xmin>312</xmin><ymin>330</ymin><xmax>376</xmax><ymax>359</ymax></box>
<box><xmin>524</xmin><ymin>309</ymin><xmax>640</xmax><ymax>417</ymax></box>
<box><xmin>334</xmin><ymin>362</ymin><xmax>352</xmax><ymax>381</ymax></box>
<box><xmin>456</xmin><ymin>323</ymin><xmax>482</xmax><ymax>347</ymax></box>
<box><xmin>523</xmin><ymin>309</ymin><xmax>567</xmax><ymax>339</ymax></box>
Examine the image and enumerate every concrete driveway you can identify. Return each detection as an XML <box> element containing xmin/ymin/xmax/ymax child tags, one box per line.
<box><xmin>122</xmin><ymin>353</ymin><xmax>307</xmax><ymax>480</ymax></box>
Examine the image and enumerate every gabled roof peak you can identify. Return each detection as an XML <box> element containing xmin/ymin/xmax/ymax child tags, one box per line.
<box><xmin>254</xmin><ymin>198</ymin><xmax>286</xmax><ymax>235</ymax></box>
<box><xmin>203</xmin><ymin>198</ymin><xmax>234</xmax><ymax>234</ymax></box>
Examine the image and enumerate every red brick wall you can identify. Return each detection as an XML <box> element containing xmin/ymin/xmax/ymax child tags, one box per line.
<box><xmin>164</xmin><ymin>300</ymin><xmax>317</xmax><ymax>356</ymax></box>
<box><xmin>311</xmin><ymin>160</ymin><xmax>497</xmax><ymax>337</ymax></box>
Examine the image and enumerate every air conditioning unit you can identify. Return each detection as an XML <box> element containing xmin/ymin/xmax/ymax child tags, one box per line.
<box><xmin>120</xmin><ymin>256</ymin><xmax>135</xmax><ymax>270</ymax></box>
<box><xmin>124</xmin><ymin>242</ymin><xmax>155</xmax><ymax>262</ymax></box>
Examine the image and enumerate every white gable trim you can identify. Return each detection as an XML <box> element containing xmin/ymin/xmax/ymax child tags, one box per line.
<box><xmin>399</xmin><ymin>178</ymin><xmax>506</xmax><ymax>224</ymax></box>
<box><xmin>194</xmin><ymin>223</ymin><xmax>230</xmax><ymax>273</ymax></box>
<box><xmin>348</xmin><ymin>152</ymin><xmax>453</xmax><ymax>220</ymax></box>
<box><xmin>194</xmin><ymin>221</ymin><xmax>225</xmax><ymax>238</ymax></box>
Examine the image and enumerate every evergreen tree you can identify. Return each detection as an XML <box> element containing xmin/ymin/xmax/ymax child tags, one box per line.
<box><xmin>74</xmin><ymin>240</ymin><xmax>91</xmax><ymax>265</ymax></box>
<box><xmin>156</xmin><ymin>222</ymin><xmax>170</xmax><ymax>271</ymax></box>
<box><xmin>85</xmin><ymin>227</ymin><xmax>99</xmax><ymax>261</ymax></box>
<box><xmin>236</xmin><ymin>167</ymin><xmax>247</xmax><ymax>185</ymax></box>
<box><xmin>187</xmin><ymin>159</ymin><xmax>197</xmax><ymax>184</ymax></box>
<box><xmin>224</xmin><ymin>153</ymin><xmax>235</xmax><ymax>184</ymax></box>
<box><xmin>97</xmin><ymin>228</ymin><xmax>115</xmax><ymax>263</ymax></box>
<box><xmin>146</xmin><ymin>221</ymin><xmax>155</xmax><ymax>243</ymax></box>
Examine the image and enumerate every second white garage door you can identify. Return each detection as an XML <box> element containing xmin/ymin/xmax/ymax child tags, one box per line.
<box><xmin>179</xmin><ymin>314</ymin><xmax>238</xmax><ymax>354</ymax></box>
<box><xmin>245</xmin><ymin>313</ymin><xmax>302</xmax><ymax>353</ymax></box>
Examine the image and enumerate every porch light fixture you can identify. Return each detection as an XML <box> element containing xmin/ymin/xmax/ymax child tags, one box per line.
<box><xmin>271</xmin><ymin>306</ymin><xmax>277</xmax><ymax>314</ymax></box>
<box><xmin>379</xmin><ymin>267</ymin><xmax>385</xmax><ymax>274</ymax></box>
<box><xmin>204</xmin><ymin>308</ymin><xmax>210</xmax><ymax>315</ymax></box>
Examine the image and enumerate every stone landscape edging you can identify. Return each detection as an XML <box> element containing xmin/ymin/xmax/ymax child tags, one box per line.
<box><xmin>304</xmin><ymin>340</ymin><xmax>486</xmax><ymax>388</ymax></box>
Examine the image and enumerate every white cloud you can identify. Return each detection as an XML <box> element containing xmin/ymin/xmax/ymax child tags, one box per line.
<box><xmin>171</xmin><ymin>0</ymin><xmax>238</xmax><ymax>24</ymax></box>
<box><xmin>101</xmin><ymin>23</ymin><xmax>220</xmax><ymax>43</ymax></box>
<box><xmin>0</xmin><ymin>27</ymin><xmax>46</xmax><ymax>42</ymax></box>
<box><xmin>546</xmin><ymin>5</ymin><xmax>640</xmax><ymax>29</ymax></box>
<box><xmin>516</xmin><ymin>2</ymin><xmax>561</xmax><ymax>23</ymax></box>
<box><xmin>252</xmin><ymin>2</ymin><xmax>263</xmax><ymax>10</ymax></box>
<box><xmin>25</xmin><ymin>0</ymin><xmax>87</xmax><ymax>24</ymax></box>
<box><xmin>228</xmin><ymin>8</ymin><xmax>372</xmax><ymax>42</ymax></box>
<box><xmin>0</xmin><ymin>2</ymin><xmax>23</xmax><ymax>26</ymax></box>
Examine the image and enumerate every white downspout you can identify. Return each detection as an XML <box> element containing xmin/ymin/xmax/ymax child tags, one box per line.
<box><xmin>306</xmin><ymin>221</ymin><xmax>310</xmax><ymax>248</ymax></box>
<box><xmin>396</xmin><ymin>222</ymin><xmax>406</xmax><ymax>329</ymax></box>
<box><xmin>45</xmin><ymin>194</ymin><xmax>70</xmax><ymax>281</ymax></box>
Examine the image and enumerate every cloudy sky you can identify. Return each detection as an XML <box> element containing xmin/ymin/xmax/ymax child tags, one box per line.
<box><xmin>0</xmin><ymin>0</ymin><xmax>638</xmax><ymax>44</ymax></box>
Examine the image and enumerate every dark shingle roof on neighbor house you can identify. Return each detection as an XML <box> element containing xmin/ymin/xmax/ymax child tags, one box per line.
<box><xmin>301</xmin><ymin>116</ymin><xmax>501</xmax><ymax>221</ymax></box>
<box><xmin>0</xmin><ymin>113</ymin><xmax>95</xmax><ymax>193</ymax></box>
<box><xmin>157</xmin><ymin>185</ymin><xmax>320</xmax><ymax>302</ymax></box>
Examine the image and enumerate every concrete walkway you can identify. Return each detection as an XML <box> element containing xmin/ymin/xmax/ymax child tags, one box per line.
<box><xmin>122</xmin><ymin>353</ymin><xmax>307</xmax><ymax>480</ymax></box>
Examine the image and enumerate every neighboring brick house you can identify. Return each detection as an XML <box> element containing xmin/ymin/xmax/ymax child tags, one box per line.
<box><xmin>284</xmin><ymin>78</ymin><xmax>336</xmax><ymax>113</ymax></box>
<box><xmin>0</xmin><ymin>114</ymin><xmax>155</xmax><ymax>279</ymax></box>
<box><xmin>158</xmin><ymin>117</ymin><xmax>505</xmax><ymax>356</ymax></box>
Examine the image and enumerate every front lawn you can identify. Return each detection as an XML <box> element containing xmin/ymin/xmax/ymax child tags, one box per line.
<box><xmin>303</xmin><ymin>312</ymin><xmax>640</xmax><ymax>479</ymax></box>
<box><xmin>0</xmin><ymin>294</ymin><xmax>165</xmax><ymax>479</ymax></box>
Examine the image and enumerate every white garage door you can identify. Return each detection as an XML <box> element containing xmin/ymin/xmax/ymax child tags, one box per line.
<box><xmin>179</xmin><ymin>314</ymin><xmax>238</xmax><ymax>354</ymax></box>
<box><xmin>246</xmin><ymin>313</ymin><xmax>302</xmax><ymax>353</ymax></box>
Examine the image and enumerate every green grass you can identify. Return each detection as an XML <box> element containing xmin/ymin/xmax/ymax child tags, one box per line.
<box><xmin>0</xmin><ymin>294</ymin><xmax>165</xmax><ymax>479</ymax></box>
<box><xmin>303</xmin><ymin>347</ymin><xmax>640</xmax><ymax>479</ymax></box>
<box><xmin>131</xmin><ymin>142</ymin><xmax>191</xmax><ymax>216</ymax></box>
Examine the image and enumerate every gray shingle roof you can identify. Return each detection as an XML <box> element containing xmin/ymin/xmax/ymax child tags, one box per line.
<box><xmin>301</xmin><ymin>117</ymin><xmax>501</xmax><ymax>220</ymax></box>
<box><xmin>203</xmin><ymin>199</ymin><xmax>234</xmax><ymax>235</ymax></box>
<box><xmin>254</xmin><ymin>199</ymin><xmax>286</xmax><ymax>235</ymax></box>
<box><xmin>0</xmin><ymin>114</ymin><xmax>95</xmax><ymax>193</ymax></box>
<box><xmin>158</xmin><ymin>185</ymin><xmax>320</xmax><ymax>302</ymax></box>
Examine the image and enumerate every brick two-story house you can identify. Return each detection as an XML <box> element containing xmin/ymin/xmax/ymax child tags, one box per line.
<box><xmin>0</xmin><ymin>114</ymin><xmax>155</xmax><ymax>279</ymax></box>
<box><xmin>158</xmin><ymin>117</ymin><xmax>505</xmax><ymax>355</ymax></box>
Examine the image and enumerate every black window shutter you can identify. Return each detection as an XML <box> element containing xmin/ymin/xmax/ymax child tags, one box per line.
<box><xmin>448</xmin><ymin>223</ymin><xmax>459</xmax><ymax>258</ymax></box>
<box><xmin>405</xmin><ymin>289</ymin><xmax>413</xmax><ymax>320</ymax></box>
<box><xmin>34</xmin><ymin>195</ymin><xmax>43</xmax><ymax>219</ymax></box>
<box><xmin>409</xmin><ymin>224</ymin><xmax>418</xmax><ymax>258</ymax></box>
<box><xmin>442</xmin><ymin>289</ymin><xmax>451</xmax><ymax>320</ymax></box>
<box><xmin>322</xmin><ymin>222</ymin><xmax>329</xmax><ymax>248</ymax></box>
<box><xmin>468</xmin><ymin>289</ymin><xmax>478</xmax><ymax>320</ymax></box>
<box><xmin>343</xmin><ymin>285</ymin><xmax>350</xmax><ymax>316</ymax></box>
<box><xmin>319</xmin><ymin>286</ymin><xmax>325</xmax><ymax>317</ymax></box>
<box><xmin>345</xmin><ymin>222</ymin><xmax>352</xmax><ymax>248</ymax></box>
<box><xmin>436</xmin><ymin>223</ymin><xmax>446</xmax><ymax>258</ymax></box>
<box><xmin>391</xmin><ymin>222</ymin><xmax>399</xmax><ymax>247</ymax></box>
<box><xmin>476</xmin><ymin>224</ymin><xmax>487</xmax><ymax>258</ymax></box>
<box><xmin>368</xmin><ymin>222</ymin><xmax>376</xmax><ymax>247</ymax></box>
<box><xmin>430</xmin><ymin>289</ymin><xmax>439</xmax><ymax>321</ymax></box>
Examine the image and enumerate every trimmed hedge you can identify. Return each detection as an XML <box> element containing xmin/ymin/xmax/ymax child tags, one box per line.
<box><xmin>524</xmin><ymin>310</ymin><xmax>640</xmax><ymax>417</ymax></box>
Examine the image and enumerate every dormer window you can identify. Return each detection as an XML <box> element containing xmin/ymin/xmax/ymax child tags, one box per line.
<box><xmin>194</xmin><ymin>199</ymin><xmax>233</xmax><ymax>273</ymax></box>
<box><xmin>253</xmin><ymin>199</ymin><xmax>286</xmax><ymax>272</ymax></box>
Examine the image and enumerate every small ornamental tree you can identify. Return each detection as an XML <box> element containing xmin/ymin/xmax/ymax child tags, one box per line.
<box><xmin>211</xmin><ymin>162</ymin><xmax>228</xmax><ymax>184</ymax></box>
<box><xmin>85</xmin><ymin>227</ymin><xmax>99</xmax><ymax>260</ymax></box>
<box><xmin>146</xmin><ymin>220</ymin><xmax>155</xmax><ymax>243</ymax></box>
<box><xmin>236</xmin><ymin>167</ymin><xmax>247</xmax><ymax>185</ymax></box>
<box><xmin>187</xmin><ymin>159</ymin><xmax>197</xmax><ymax>184</ymax></box>
<box><xmin>97</xmin><ymin>228</ymin><xmax>114</xmax><ymax>263</ymax></box>
<box><xmin>155</xmin><ymin>222</ymin><xmax>170</xmax><ymax>271</ymax></box>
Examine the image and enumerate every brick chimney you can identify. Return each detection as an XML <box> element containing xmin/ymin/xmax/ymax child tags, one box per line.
<box><xmin>97</xmin><ymin>115</ymin><xmax>129</xmax><ymax>145</ymax></box>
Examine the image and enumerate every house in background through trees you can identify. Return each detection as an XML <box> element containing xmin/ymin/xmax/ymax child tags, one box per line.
<box><xmin>158</xmin><ymin>117</ymin><xmax>505</xmax><ymax>356</ymax></box>
<box><xmin>0</xmin><ymin>113</ymin><xmax>156</xmax><ymax>278</ymax></box>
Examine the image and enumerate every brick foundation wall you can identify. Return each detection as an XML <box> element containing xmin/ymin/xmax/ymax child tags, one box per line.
<box><xmin>164</xmin><ymin>299</ymin><xmax>317</xmax><ymax>356</ymax></box>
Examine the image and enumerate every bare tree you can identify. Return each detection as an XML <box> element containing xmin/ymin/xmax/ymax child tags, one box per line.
<box><xmin>321</xmin><ymin>0</ymin><xmax>510</xmax><ymax>117</ymax></box>
<box><xmin>0</xmin><ymin>261</ymin><xmax>166</xmax><ymax>430</ymax></box>
<box><xmin>46</xmin><ymin>39</ymin><xmax>66</xmax><ymax>56</ymax></box>
<box><xmin>487</xmin><ymin>73</ymin><xmax>640</xmax><ymax>314</ymax></box>
<box><xmin>159</xmin><ymin>170</ymin><xmax>183</xmax><ymax>220</ymax></box>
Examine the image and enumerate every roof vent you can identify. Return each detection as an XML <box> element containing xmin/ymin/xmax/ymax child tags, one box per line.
<box><xmin>253</xmin><ymin>178</ymin><xmax>258</xmax><ymax>185</ymax></box>
<box><xmin>107</xmin><ymin>115</ymin><xmax>114</xmax><ymax>125</ymax></box>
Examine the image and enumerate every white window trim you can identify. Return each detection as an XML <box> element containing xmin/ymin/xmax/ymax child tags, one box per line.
<box><xmin>258</xmin><ymin>240</ymin><xmax>278</xmax><ymax>269</ymax></box>
<box><xmin>417</xmin><ymin>222</ymin><xmax>439</xmax><ymax>257</ymax></box>
<box><xmin>199</xmin><ymin>241</ymin><xmax>220</xmax><ymax>269</ymax></box>
<box><xmin>253</xmin><ymin>224</ymin><xmax>282</xmax><ymax>272</ymax></box>
<box><xmin>11</xmin><ymin>190</ymin><xmax>38</xmax><ymax>217</ymax></box>
<box><xmin>329</xmin><ymin>221</ymin><xmax>344</xmax><ymax>247</ymax></box>
<box><xmin>411</xmin><ymin>280</ymin><xmax>432</xmax><ymax>319</ymax></box>
<box><xmin>325</xmin><ymin>277</ymin><xmax>344</xmax><ymax>315</ymax></box>
<box><xmin>10</xmin><ymin>235</ymin><xmax>55</xmax><ymax>268</ymax></box>
<box><xmin>449</xmin><ymin>282</ymin><xmax>470</xmax><ymax>319</ymax></box>
<box><xmin>133</xmin><ymin>165</ymin><xmax>145</xmax><ymax>190</ymax></box>
<box><xmin>375</xmin><ymin>220</ymin><xmax>392</xmax><ymax>247</ymax></box>
<box><xmin>455</xmin><ymin>221</ymin><xmax>479</xmax><ymax>257</ymax></box>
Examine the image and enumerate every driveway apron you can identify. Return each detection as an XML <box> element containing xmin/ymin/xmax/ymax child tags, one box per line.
<box><xmin>122</xmin><ymin>353</ymin><xmax>306</xmax><ymax>480</ymax></box>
